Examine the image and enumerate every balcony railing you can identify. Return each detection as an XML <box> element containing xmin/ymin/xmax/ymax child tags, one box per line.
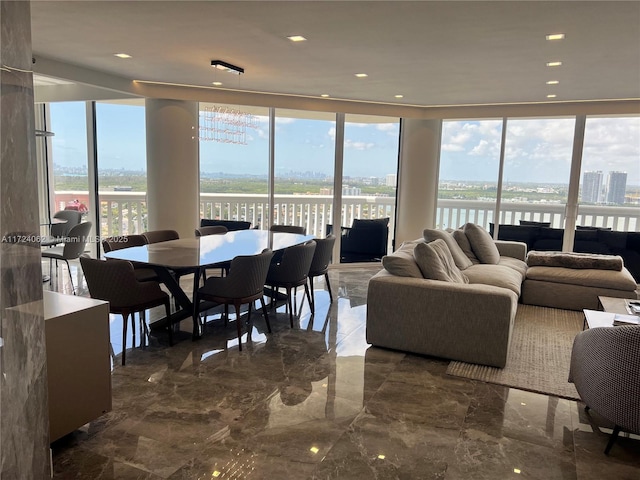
<box><xmin>52</xmin><ymin>192</ymin><xmax>639</xmax><ymax>245</ymax></box>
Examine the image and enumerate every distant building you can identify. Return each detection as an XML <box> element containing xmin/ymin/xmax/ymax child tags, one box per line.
<box><xmin>581</xmin><ymin>171</ymin><xmax>603</xmax><ymax>203</ymax></box>
<box><xmin>386</xmin><ymin>174</ymin><xmax>397</xmax><ymax>187</ymax></box>
<box><xmin>606</xmin><ymin>171</ymin><xmax>627</xmax><ymax>204</ymax></box>
<box><xmin>319</xmin><ymin>187</ymin><xmax>332</xmax><ymax>195</ymax></box>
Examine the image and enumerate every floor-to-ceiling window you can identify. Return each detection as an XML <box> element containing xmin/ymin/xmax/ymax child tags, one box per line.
<box><xmin>437</xmin><ymin>119</ymin><xmax>502</xmax><ymax>230</ymax></box>
<box><xmin>199</xmin><ymin>104</ymin><xmax>269</xmax><ymax>228</ymax></box>
<box><xmin>500</xmin><ymin>117</ymin><xmax>575</xmax><ymax>228</ymax></box>
<box><xmin>96</xmin><ymin>100</ymin><xmax>147</xmax><ymax>236</ymax></box>
<box><xmin>274</xmin><ymin>109</ymin><xmax>335</xmax><ymax>236</ymax></box>
<box><xmin>49</xmin><ymin>102</ymin><xmax>89</xmax><ymax>215</ymax></box>
<box><xmin>342</xmin><ymin>114</ymin><xmax>400</xmax><ymax>256</ymax></box>
<box><xmin>579</xmin><ymin>115</ymin><xmax>640</xmax><ymax>231</ymax></box>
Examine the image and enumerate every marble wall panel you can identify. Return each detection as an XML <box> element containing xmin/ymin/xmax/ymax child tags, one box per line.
<box><xmin>0</xmin><ymin>1</ymin><xmax>51</xmax><ymax>478</ymax></box>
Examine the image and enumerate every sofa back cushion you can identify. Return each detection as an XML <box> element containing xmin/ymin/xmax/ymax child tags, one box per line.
<box><xmin>423</xmin><ymin>228</ymin><xmax>473</xmax><ymax>270</ymax></box>
<box><xmin>452</xmin><ymin>229</ymin><xmax>479</xmax><ymax>263</ymax></box>
<box><xmin>414</xmin><ymin>239</ymin><xmax>469</xmax><ymax>283</ymax></box>
<box><xmin>463</xmin><ymin>223</ymin><xmax>501</xmax><ymax>264</ymax></box>
<box><xmin>381</xmin><ymin>240</ymin><xmax>424</xmax><ymax>278</ymax></box>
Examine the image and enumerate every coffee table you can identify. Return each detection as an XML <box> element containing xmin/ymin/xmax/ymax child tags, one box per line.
<box><xmin>582</xmin><ymin>296</ymin><xmax>640</xmax><ymax>329</ymax></box>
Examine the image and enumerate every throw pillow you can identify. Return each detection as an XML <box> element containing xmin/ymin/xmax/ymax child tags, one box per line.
<box><xmin>462</xmin><ymin>223</ymin><xmax>500</xmax><ymax>264</ymax></box>
<box><xmin>413</xmin><ymin>239</ymin><xmax>469</xmax><ymax>283</ymax></box>
<box><xmin>451</xmin><ymin>229</ymin><xmax>479</xmax><ymax>264</ymax></box>
<box><xmin>423</xmin><ymin>228</ymin><xmax>473</xmax><ymax>270</ymax></box>
<box><xmin>381</xmin><ymin>240</ymin><xmax>424</xmax><ymax>278</ymax></box>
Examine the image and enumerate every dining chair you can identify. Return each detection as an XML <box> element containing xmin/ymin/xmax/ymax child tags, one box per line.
<box><xmin>195</xmin><ymin>225</ymin><xmax>230</xmax><ymax>280</ymax></box>
<box><xmin>102</xmin><ymin>234</ymin><xmax>158</xmax><ymax>282</ymax></box>
<box><xmin>80</xmin><ymin>256</ymin><xmax>172</xmax><ymax>366</ymax></box>
<box><xmin>40</xmin><ymin>210</ymin><xmax>83</xmax><ymax>247</ymax></box>
<box><xmin>195</xmin><ymin>225</ymin><xmax>228</xmax><ymax>237</ymax></box>
<box><xmin>265</xmin><ymin>240</ymin><xmax>316</xmax><ymax>327</ymax></box>
<box><xmin>270</xmin><ymin>225</ymin><xmax>307</xmax><ymax>235</ymax></box>
<box><xmin>142</xmin><ymin>229</ymin><xmax>179</xmax><ymax>244</ymax></box>
<box><xmin>42</xmin><ymin>221</ymin><xmax>93</xmax><ymax>294</ymax></box>
<box><xmin>307</xmin><ymin>234</ymin><xmax>336</xmax><ymax>314</ymax></box>
<box><xmin>200</xmin><ymin>219</ymin><xmax>251</xmax><ymax>231</ymax></box>
<box><xmin>193</xmin><ymin>249</ymin><xmax>274</xmax><ymax>351</ymax></box>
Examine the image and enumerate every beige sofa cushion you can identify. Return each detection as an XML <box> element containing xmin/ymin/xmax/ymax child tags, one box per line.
<box><xmin>526</xmin><ymin>266</ymin><xmax>638</xmax><ymax>292</ymax></box>
<box><xmin>498</xmin><ymin>256</ymin><xmax>528</xmax><ymax>278</ymax></box>
<box><xmin>463</xmin><ymin>223</ymin><xmax>500</xmax><ymax>264</ymax></box>
<box><xmin>414</xmin><ymin>239</ymin><xmax>469</xmax><ymax>283</ymax></box>
<box><xmin>382</xmin><ymin>240</ymin><xmax>424</xmax><ymax>278</ymax></box>
<box><xmin>423</xmin><ymin>228</ymin><xmax>473</xmax><ymax>270</ymax></box>
<box><xmin>464</xmin><ymin>264</ymin><xmax>524</xmax><ymax>296</ymax></box>
<box><xmin>452</xmin><ymin>229</ymin><xmax>479</xmax><ymax>264</ymax></box>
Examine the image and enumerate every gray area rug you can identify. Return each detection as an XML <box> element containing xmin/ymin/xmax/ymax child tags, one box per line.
<box><xmin>447</xmin><ymin>304</ymin><xmax>583</xmax><ymax>401</ymax></box>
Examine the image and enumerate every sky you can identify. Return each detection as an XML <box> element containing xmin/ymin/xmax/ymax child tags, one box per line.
<box><xmin>50</xmin><ymin>102</ymin><xmax>640</xmax><ymax>186</ymax></box>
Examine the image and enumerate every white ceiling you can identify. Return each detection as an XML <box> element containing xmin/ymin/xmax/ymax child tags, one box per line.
<box><xmin>30</xmin><ymin>1</ymin><xmax>640</xmax><ymax>107</ymax></box>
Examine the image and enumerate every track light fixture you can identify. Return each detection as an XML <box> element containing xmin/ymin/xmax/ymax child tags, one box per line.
<box><xmin>210</xmin><ymin>60</ymin><xmax>244</xmax><ymax>75</ymax></box>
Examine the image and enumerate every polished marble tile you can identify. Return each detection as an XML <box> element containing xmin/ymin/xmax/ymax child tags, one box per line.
<box><xmin>50</xmin><ymin>264</ymin><xmax>640</xmax><ymax>479</ymax></box>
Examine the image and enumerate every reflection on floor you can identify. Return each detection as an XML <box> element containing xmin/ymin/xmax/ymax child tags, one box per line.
<box><xmin>47</xmin><ymin>261</ymin><xmax>640</xmax><ymax>479</ymax></box>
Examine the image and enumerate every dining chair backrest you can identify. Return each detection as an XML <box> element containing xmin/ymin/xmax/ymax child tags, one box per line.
<box><xmin>220</xmin><ymin>249</ymin><xmax>275</xmax><ymax>298</ymax></box>
<box><xmin>50</xmin><ymin>210</ymin><xmax>83</xmax><ymax>238</ymax></box>
<box><xmin>80</xmin><ymin>256</ymin><xmax>147</xmax><ymax>308</ymax></box>
<box><xmin>62</xmin><ymin>221</ymin><xmax>93</xmax><ymax>259</ymax></box>
<box><xmin>195</xmin><ymin>225</ymin><xmax>228</xmax><ymax>237</ymax></box>
<box><xmin>268</xmin><ymin>240</ymin><xmax>316</xmax><ymax>284</ymax></box>
<box><xmin>200</xmin><ymin>219</ymin><xmax>251</xmax><ymax>231</ymax></box>
<box><xmin>270</xmin><ymin>225</ymin><xmax>306</xmax><ymax>235</ymax></box>
<box><xmin>102</xmin><ymin>234</ymin><xmax>147</xmax><ymax>253</ymax></box>
<box><xmin>309</xmin><ymin>234</ymin><xmax>335</xmax><ymax>275</ymax></box>
<box><xmin>142</xmin><ymin>229</ymin><xmax>179</xmax><ymax>244</ymax></box>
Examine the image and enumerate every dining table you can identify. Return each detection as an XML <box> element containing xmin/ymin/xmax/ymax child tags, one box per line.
<box><xmin>104</xmin><ymin>229</ymin><xmax>314</xmax><ymax>339</ymax></box>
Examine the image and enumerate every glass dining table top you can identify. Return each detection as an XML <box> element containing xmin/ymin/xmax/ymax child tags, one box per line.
<box><xmin>104</xmin><ymin>230</ymin><xmax>315</xmax><ymax>268</ymax></box>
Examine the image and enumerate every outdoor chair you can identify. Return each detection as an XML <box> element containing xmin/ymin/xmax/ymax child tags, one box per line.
<box><xmin>40</xmin><ymin>210</ymin><xmax>83</xmax><ymax>247</ymax></box>
<box><xmin>327</xmin><ymin>218</ymin><xmax>389</xmax><ymax>263</ymax></box>
<box><xmin>307</xmin><ymin>235</ymin><xmax>335</xmax><ymax>314</ymax></box>
<box><xmin>265</xmin><ymin>240</ymin><xmax>316</xmax><ymax>327</ymax></box>
<box><xmin>569</xmin><ymin>325</ymin><xmax>640</xmax><ymax>455</ymax></box>
<box><xmin>80</xmin><ymin>256</ymin><xmax>172</xmax><ymax>366</ymax></box>
<box><xmin>193</xmin><ymin>249</ymin><xmax>274</xmax><ymax>351</ymax></box>
<box><xmin>42</xmin><ymin>221</ymin><xmax>92</xmax><ymax>294</ymax></box>
<box><xmin>102</xmin><ymin>234</ymin><xmax>158</xmax><ymax>282</ymax></box>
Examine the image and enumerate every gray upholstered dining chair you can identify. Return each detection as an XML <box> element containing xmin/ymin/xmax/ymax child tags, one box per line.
<box><xmin>569</xmin><ymin>325</ymin><xmax>640</xmax><ymax>455</ymax></box>
<box><xmin>193</xmin><ymin>249</ymin><xmax>274</xmax><ymax>351</ymax></box>
<box><xmin>270</xmin><ymin>225</ymin><xmax>306</xmax><ymax>235</ymax></box>
<box><xmin>42</xmin><ymin>221</ymin><xmax>92</xmax><ymax>294</ymax></box>
<box><xmin>307</xmin><ymin>235</ymin><xmax>336</xmax><ymax>314</ymax></box>
<box><xmin>265</xmin><ymin>240</ymin><xmax>316</xmax><ymax>327</ymax></box>
<box><xmin>142</xmin><ymin>229</ymin><xmax>179</xmax><ymax>244</ymax></box>
<box><xmin>195</xmin><ymin>225</ymin><xmax>229</xmax><ymax>280</ymax></box>
<box><xmin>40</xmin><ymin>210</ymin><xmax>83</xmax><ymax>247</ymax></box>
<box><xmin>195</xmin><ymin>225</ymin><xmax>228</xmax><ymax>237</ymax></box>
<box><xmin>80</xmin><ymin>256</ymin><xmax>172</xmax><ymax>366</ymax></box>
<box><xmin>102</xmin><ymin>234</ymin><xmax>158</xmax><ymax>282</ymax></box>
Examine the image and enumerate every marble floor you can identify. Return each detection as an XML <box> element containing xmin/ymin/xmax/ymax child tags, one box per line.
<box><xmin>46</xmin><ymin>261</ymin><xmax>640</xmax><ymax>479</ymax></box>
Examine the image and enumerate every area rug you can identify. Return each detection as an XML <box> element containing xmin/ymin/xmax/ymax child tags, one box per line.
<box><xmin>446</xmin><ymin>304</ymin><xmax>583</xmax><ymax>401</ymax></box>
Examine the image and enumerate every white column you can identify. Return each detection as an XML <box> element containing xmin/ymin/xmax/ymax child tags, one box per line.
<box><xmin>145</xmin><ymin>99</ymin><xmax>199</xmax><ymax>238</ymax></box>
<box><xmin>395</xmin><ymin>118</ymin><xmax>442</xmax><ymax>246</ymax></box>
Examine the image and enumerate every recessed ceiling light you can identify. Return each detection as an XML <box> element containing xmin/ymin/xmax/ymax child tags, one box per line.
<box><xmin>546</xmin><ymin>80</ymin><xmax>559</xmax><ymax>85</ymax></box>
<box><xmin>394</xmin><ymin>94</ymin><xmax>404</xmax><ymax>99</ymax></box>
<box><xmin>320</xmin><ymin>94</ymin><xmax>330</xmax><ymax>98</ymax></box>
<box><xmin>212</xmin><ymin>81</ymin><xmax>223</xmax><ymax>86</ymax></box>
<box><xmin>546</xmin><ymin>33</ymin><xmax>565</xmax><ymax>41</ymax></box>
<box><xmin>113</xmin><ymin>53</ymin><xmax>132</xmax><ymax>59</ymax></box>
<box><xmin>354</xmin><ymin>73</ymin><xmax>368</xmax><ymax>78</ymax></box>
<box><xmin>287</xmin><ymin>35</ymin><xmax>307</xmax><ymax>42</ymax></box>
<box><xmin>546</xmin><ymin>61</ymin><xmax>563</xmax><ymax>67</ymax></box>
<box><xmin>547</xmin><ymin>94</ymin><xmax>557</xmax><ymax>98</ymax></box>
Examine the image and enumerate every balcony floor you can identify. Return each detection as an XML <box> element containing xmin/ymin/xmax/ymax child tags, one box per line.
<box><xmin>45</xmin><ymin>262</ymin><xmax>640</xmax><ymax>479</ymax></box>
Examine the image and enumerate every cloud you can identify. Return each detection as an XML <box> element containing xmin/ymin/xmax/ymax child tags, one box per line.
<box><xmin>376</xmin><ymin>123</ymin><xmax>398</xmax><ymax>132</ymax></box>
<box><xmin>344</xmin><ymin>139</ymin><xmax>375</xmax><ymax>150</ymax></box>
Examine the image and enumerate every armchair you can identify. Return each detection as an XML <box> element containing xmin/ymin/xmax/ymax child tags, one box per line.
<box><xmin>327</xmin><ymin>218</ymin><xmax>389</xmax><ymax>263</ymax></box>
<box><xmin>569</xmin><ymin>325</ymin><xmax>640</xmax><ymax>454</ymax></box>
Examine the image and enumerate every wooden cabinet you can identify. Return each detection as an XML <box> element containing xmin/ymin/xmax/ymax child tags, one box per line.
<box><xmin>44</xmin><ymin>291</ymin><xmax>111</xmax><ymax>442</ymax></box>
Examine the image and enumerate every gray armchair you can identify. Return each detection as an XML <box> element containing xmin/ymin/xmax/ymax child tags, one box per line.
<box><xmin>569</xmin><ymin>325</ymin><xmax>640</xmax><ymax>454</ymax></box>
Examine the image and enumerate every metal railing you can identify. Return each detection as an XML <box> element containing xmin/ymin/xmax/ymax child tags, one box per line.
<box><xmin>52</xmin><ymin>192</ymin><xmax>639</xmax><ymax>242</ymax></box>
